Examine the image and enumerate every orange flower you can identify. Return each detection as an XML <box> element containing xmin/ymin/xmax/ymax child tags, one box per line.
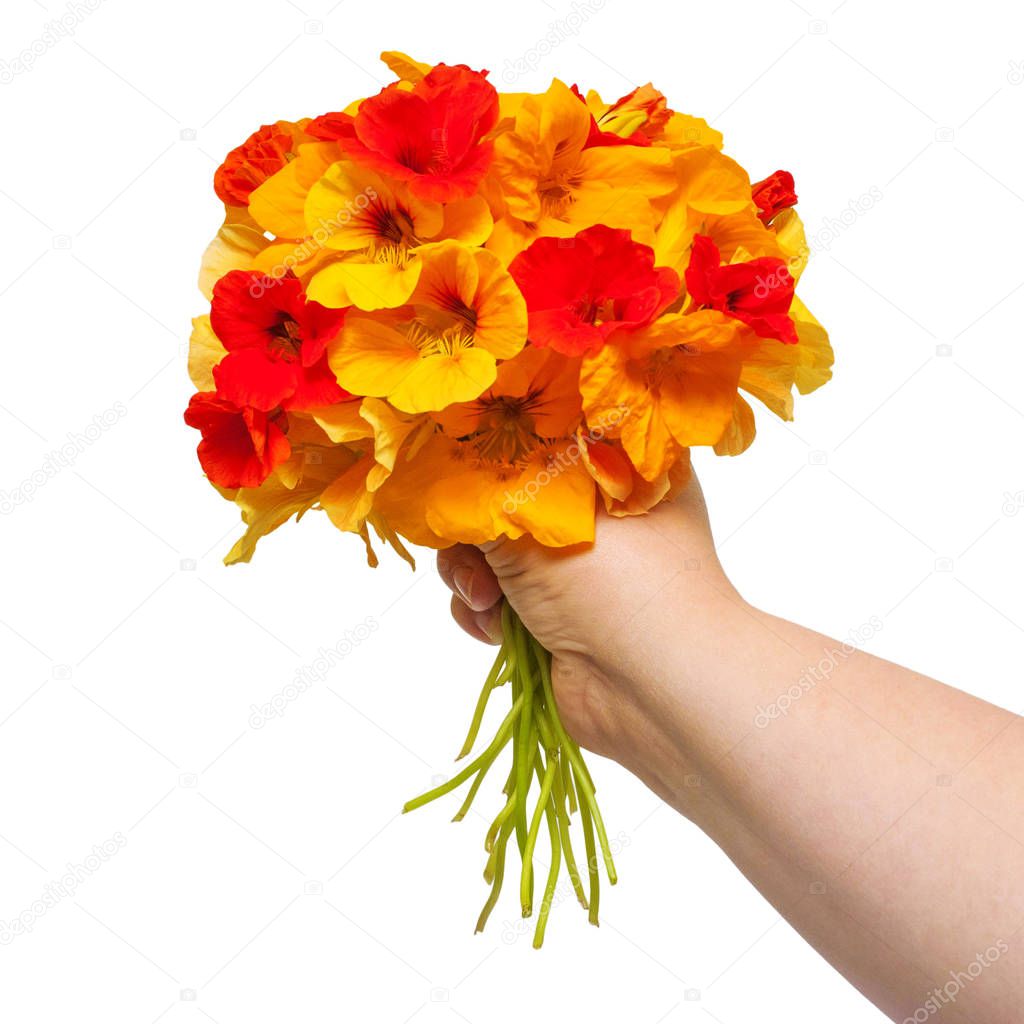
<box><xmin>374</xmin><ymin>347</ymin><xmax>595</xmax><ymax>547</ymax></box>
<box><xmin>579</xmin><ymin>311</ymin><xmax>745</xmax><ymax>480</ymax></box>
<box><xmin>487</xmin><ymin>79</ymin><xmax>677</xmax><ymax>261</ymax></box>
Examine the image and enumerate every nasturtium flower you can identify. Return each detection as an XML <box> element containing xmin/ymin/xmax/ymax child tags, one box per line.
<box><xmin>327</xmin><ymin>241</ymin><xmax>527</xmax><ymax>413</ymax></box>
<box><xmin>579</xmin><ymin>311</ymin><xmax>745</xmax><ymax>480</ymax></box>
<box><xmin>685</xmin><ymin>234</ymin><xmax>797</xmax><ymax>344</ymax></box>
<box><xmin>509</xmin><ymin>224</ymin><xmax>679</xmax><ymax>356</ymax></box>
<box><xmin>209</xmin><ymin>271</ymin><xmax>349</xmax><ymax>411</ymax></box>
<box><xmin>375</xmin><ymin>347</ymin><xmax>595</xmax><ymax>547</ymax></box>
<box><xmin>184</xmin><ymin>393</ymin><xmax>291</xmax><ymax>489</ymax></box>
<box><xmin>310</xmin><ymin>64</ymin><xmax>500</xmax><ymax>202</ymax></box>
<box><xmin>303</xmin><ymin>160</ymin><xmax>493</xmax><ymax>311</ymax></box>
<box><xmin>752</xmin><ymin>170</ymin><xmax>798</xmax><ymax>225</ymax></box>
<box><xmin>488</xmin><ymin>78</ymin><xmax>677</xmax><ymax>260</ymax></box>
<box><xmin>214</xmin><ymin>120</ymin><xmax>313</xmax><ymax>207</ymax></box>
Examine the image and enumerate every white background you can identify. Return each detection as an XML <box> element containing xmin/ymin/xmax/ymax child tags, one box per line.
<box><xmin>2</xmin><ymin>0</ymin><xmax>1023</xmax><ymax>1021</ymax></box>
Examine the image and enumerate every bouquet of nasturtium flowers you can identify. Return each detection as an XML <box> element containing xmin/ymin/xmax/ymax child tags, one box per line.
<box><xmin>184</xmin><ymin>50</ymin><xmax>832</xmax><ymax>947</ymax></box>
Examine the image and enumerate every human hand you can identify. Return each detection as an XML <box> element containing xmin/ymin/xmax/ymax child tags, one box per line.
<box><xmin>437</xmin><ymin>467</ymin><xmax>743</xmax><ymax>772</ymax></box>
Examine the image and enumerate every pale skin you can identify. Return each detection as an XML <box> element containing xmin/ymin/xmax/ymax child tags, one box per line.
<box><xmin>437</xmin><ymin>470</ymin><xmax>1024</xmax><ymax>1024</ymax></box>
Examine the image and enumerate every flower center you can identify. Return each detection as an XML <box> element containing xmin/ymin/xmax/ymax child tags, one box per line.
<box><xmin>366</xmin><ymin>199</ymin><xmax>416</xmax><ymax>246</ymax></box>
<box><xmin>570</xmin><ymin>292</ymin><xmax>616</xmax><ymax>325</ymax></box>
<box><xmin>269</xmin><ymin>318</ymin><xmax>303</xmax><ymax>360</ymax></box>
<box><xmin>538</xmin><ymin>172</ymin><xmax>578</xmax><ymax>218</ymax></box>
<box><xmin>406</xmin><ymin>320</ymin><xmax>476</xmax><ymax>358</ymax></box>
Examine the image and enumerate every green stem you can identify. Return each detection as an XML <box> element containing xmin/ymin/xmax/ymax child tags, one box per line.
<box><xmin>533</xmin><ymin>789</ymin><xmax>562</xmax><ymax>949</ymax></box>
<box><xmin>457</xmin><ymin>642</ymin><xmax>509</xmax><ymax>760</ymax></box>
<box><xmin>403</xmin><ymin>694</ymin><xmax>523</xmax><ymax>813</ymax></box>
<box><xmin>530</xmin><ymin>636</ymin><xmax>618</xmax><ymax>886</ymax></box>
<box><xmin>404</xmin><ymin>602</ymin><xmax>617</xmax><ymax>941</ymax></box>
<box><xmin>550</xmin><ymin>754</ymin><xmax>588</xmax><ymax>910</ymax></box>
<box><xmin>512</xmin><ymin>613</ymin><xmax>535</xmax><ymax>867</ymax></box>
<box><xmin>453</xmin><ymin>729</ymin><xmax>512</xmax><ymax>822</ymax></box>
<box><xmin>520</xmin><ymin>753</ymin><xmax>557</xmax><ymax>915</ymax></box>
<box><xmin>576</xmin><ymin>769</ymin><xmax>601</xmax><ymax>926</ymax></box>
<box><xmin>476</xmin><ymin>816</ymin><xmax>514</xmax><ymax>933</ymax></box>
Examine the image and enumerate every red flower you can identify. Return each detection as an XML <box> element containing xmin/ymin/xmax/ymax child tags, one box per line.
<box><xmin>310</xmin><ymin>64</ymin><xmax>499</xmax><ymax>202</ymax></box>
<box><xmin>751</xmin><ymin>170</ymin><xmax>798</xmax><ymax>225</ymax></box>
<box><xmin>509</xmin><ymin>225</ymin><xmax>680</xmax><ymax>356</ymax></box>
<box><xmin>685</xmin><ymin>234</ymin><xmax>797</xmax><ymax>344</ymax></box>
<box><xmin>213</xmin><ymin>121</ymin><xmax>310</xmax><ymax>207</ymax></box>
<box><xmin>570</xmin><ymin>83</ymin><xmax>669</xmax><ymax>149</ymax></box>
<box><xmin>184</xmin><ymin>393</ymin><xmax>291</xmax><ymax>489</ymax></box>
<box><xmin>209</xmin><ymin>271</ymin><xmax>349</xmax><ymax>411</ymax></box>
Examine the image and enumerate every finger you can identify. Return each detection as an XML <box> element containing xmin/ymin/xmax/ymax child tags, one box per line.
<box><xmin>437</xmin><ymin>544</ymin><xmax>502</xmax><ymax>612</ymax></box>
<box><xmin>449</xmin><ymin>594</ymin><xmax>502</xmax><ymax>645</ymax></box>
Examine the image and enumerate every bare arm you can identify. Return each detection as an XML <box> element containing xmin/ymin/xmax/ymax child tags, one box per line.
<box><xmin>438</xmin><ymin>472</ymin><xmax>1024</xmax><ymax>1023</ymax></box>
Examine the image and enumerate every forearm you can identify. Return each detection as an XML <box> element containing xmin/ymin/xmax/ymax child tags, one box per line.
<box><xmin>612</xmin><ymin>582</ymin><xmax>1024</xmax><ymax>1021</ymax></box>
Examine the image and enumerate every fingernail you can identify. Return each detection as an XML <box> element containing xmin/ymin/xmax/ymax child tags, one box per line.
<box><xmin>452</xmin><ymin>565</ymin><xmax>474</xmax><ymax>606</ymax></box>
<box><xmin>480</xmin><ymin>613</ymin><xmax>503</xmax><ymax>645</ymax></box>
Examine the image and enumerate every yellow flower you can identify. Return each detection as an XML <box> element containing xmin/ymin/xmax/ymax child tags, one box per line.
<box><xmin>327</xmin><ymin>240</ymin><xmax>527</xmax><ymax>413</ymax></box>
<box><xmin>303</xmin><ymin>160</ymin><xmax>493</xmax><ymax>310</ymax></box>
